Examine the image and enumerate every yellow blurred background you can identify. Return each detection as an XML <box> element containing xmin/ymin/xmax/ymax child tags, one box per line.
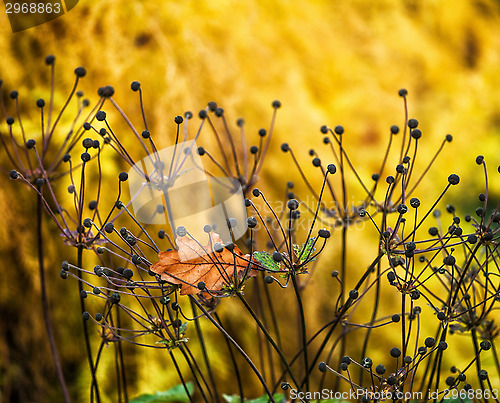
<box><xmin>2</xmin><ymin>0</ymin><xmax>500</xmax><ymax>401</ymax></box>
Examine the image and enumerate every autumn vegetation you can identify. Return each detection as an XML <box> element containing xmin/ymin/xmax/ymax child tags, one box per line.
<box><xmin>2</xmin><ymin>1</ymin><xmax>500</xmax><ymax>402</ymax></box>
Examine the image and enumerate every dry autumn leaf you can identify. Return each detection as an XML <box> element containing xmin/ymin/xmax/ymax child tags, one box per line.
<box><xmin>150</xmin><ymin>233</ymin><xmax>256</xmax><ymax>295</ymax></box>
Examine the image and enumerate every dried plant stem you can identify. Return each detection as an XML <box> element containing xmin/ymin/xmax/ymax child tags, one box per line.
<box><xmin>235</xmin><ymin>291</ymin><xmax>301</xmax><ymax>390</ymax></box>
<box><xmin>115</xmin><ymin>307</ymin><xmax>128</xmax><ymax>402</ymax></box>
<box><xmin>291</xmin><ymin>273</ymin><xmax>309</xmax><ymax>392</ymax></box>
<box><xmin>76</xmin><ymin>245</ymin><xmax>101</xmax><ymax>402</ymax></box>
<box><xmin>471</xmin><ymin>328</ymin><xmax>488</xmax><ymax>401</ymax></box>
<box><xmin>305</xmin><ymin>253</ymin><xmax>384</xmax><ymax>386</ymax></box>
<box><xmin>37</xmin><ymin>194</ymin><xmax>71</xmax><ymax>403</ymax></box>
<box><xmin>359</xmin><ymin>258</ymin><xmax>382</xmax><ymax>385</ymax></box>
<box><xmin>190</xmin><ymin>300</ymin><xmax>220</xmax><ymax>403</ymax></box>
<box><xmin>168</xmin><ymin>350</ymin><xmax>194</xmax><ymax>402</ymax></box>
<box><xmin>335</xmin><ymin>223</ymin><xmax>348</xmax><ymax>392</ymax></box>
<box><xmin>214</xmin><ymin>312</ymin><xmax>244</xmax><ymax>401</ymax></box>
<box><xmin>190</xmin><ymin>296</ymin><xmax>275</xmax><ymax>402</ymax></box>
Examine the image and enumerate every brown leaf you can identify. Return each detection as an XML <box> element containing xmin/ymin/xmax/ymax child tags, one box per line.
<box><xmin>150</xmin><ymin>233</ymin><xmax>256</xmax><ymax>295</ymax></box>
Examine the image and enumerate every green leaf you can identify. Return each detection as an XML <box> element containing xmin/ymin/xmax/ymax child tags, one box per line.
<box><xmin>294</xmin><ymin>237</ymin><xmax>316</xmax><ymax>263</ymax></box>
<box><xmin>155</xmin><ymin>338</ymin><xmax>189</xmax><ymax>350</ymax></box>
<box><xmin>130</xmin><ymin>382</ymin><xmax>194</xmax><ymax>403</ymax></box>
<box><xmin>222</xmin><ymin>393</ymin><xmax>286</xmax><ymax>403</ymax></box>
<box><xmin>253</xmin><ymin>251</ymin><xmax>280</xmax><ymax>271</ymax></box>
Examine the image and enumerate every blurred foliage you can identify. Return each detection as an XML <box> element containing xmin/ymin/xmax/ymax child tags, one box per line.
<box><xmin>1</xmin><ymin>0</ymin><xmax>500</xmax><ymax>401</ymax></box>
<box><xmin>130</xmin><ymin>382</ymin><xmax>193</xmax><ymax>402</ymax></box>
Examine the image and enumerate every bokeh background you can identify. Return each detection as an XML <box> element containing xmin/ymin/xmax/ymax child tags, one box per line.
<box><xmin>2</xmin><ymin>0</ymin><xmax>500</xmax><ymax>401</ymax></box>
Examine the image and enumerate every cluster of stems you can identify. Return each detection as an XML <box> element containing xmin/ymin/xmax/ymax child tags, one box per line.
<box><xmin>2</xmin><ymin>58</ymin><xmax>499</xmax><ymax>403</ymax></box>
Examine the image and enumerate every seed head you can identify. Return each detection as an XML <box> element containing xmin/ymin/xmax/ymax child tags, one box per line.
<box><xmin>318</xmin><ymin>229</ymin><xmax>330</xmax><ymax>238</ymax></box>
<box><xmin>410</xmin><ymin>198</ymin><xmax>420</xmax><ymax>208</ymax></box>
<box><xmin>96</xmin><ymin>111</ymin><xmax>106</xmax><ymax>121</ymax></box>
<box><xmin>98</xmin><ymin>85</ymin><xmax>115</xmax><ymax>97</ymax></box>
<box><xmin>448</xmin><ymin>174</ymin><xmax>460</xmax><ymax>185</ymax></box>
<box><xmin>74</xmin><ymin>67</ymin><xmax>86</xmax><ymax>78</ymax></box>
<box><xmin>176</xmin><ymin>226</ymin><xmax>187</xmax><ymax>237</ymax></box>
<box><xmin>480</xmin><ymin>340</ymin><xmax>491</xmax><ymax>350</ymax></box>
<box><xmin>362</xmin><ymin>357</ymin><xmax>372</xmax><ymax>368</ymax></box>
<box><xmin>82</xmin><ymin>138</ymin><xmax>94</xmax><ymax>149</ymax></box>
<box><xmin>390</xmin><ymin>347</ymin><xmax>401</xmax><ymax>358</ymax></box>
<box><xmin>287</xmin><ymin>199</ymin><xmax>299</xmax><ymax>210</ymax></box>
<box><xmin>272</xmin><ymin>251</ymin><xmax>283</xmax><ymax>262</ymax></box>
<box><xmin>264</xmin><ymin>275</ymin><xmax>273</xmax><ymax>284</ymax></box>
<box><xmin>45</xmin><ymin>55</ymin><xmax>56</xmax><ymax>65</ymax></box>
<box><xmin>408</xmin><ymin>118</ymin><xmax>418</xmax><ymax>129</ymax></box>
<box><xmin>438</xmin><ymin>341</ymin><xmax>448</xmax><ymax>350</ymax></box>
<box><xmin>411</xmin><ymin>129</ymin><xmax>422</xmax><ymax>139</ymax></box>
